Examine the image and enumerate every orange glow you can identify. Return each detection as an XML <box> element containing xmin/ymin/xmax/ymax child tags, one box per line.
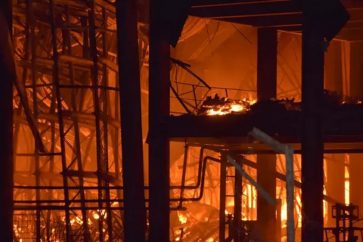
<box><xmin>177</xmin><ymin>212</ymin><xmax>188</xmax><ymax>225</ymax></box>
<box><xmin>201</xmin><ymin>98</ymin><xmax>256</xmax><ymax>116</ymax></box>
<box><xmin>93</xmin><ymin>213</ymin><xmax>100</xmax><ymax>220</ymax></box>
<box><xmin>345</xmin><ymin>156</ymin><xmax>350</xmax><ymax>205</ymax></box>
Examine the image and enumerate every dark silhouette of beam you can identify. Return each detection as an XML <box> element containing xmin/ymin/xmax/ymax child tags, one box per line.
<box><xmin>0</xmin><ymin>1</ymin><xmax>14</xmax><ymax>241</ymax></box>
<box><xmin>190</xmin><ymin>0</ymin><xmax>299</xmax><ymax>18</ymax></box>
<box><xmin>301</xmin><ymin>4</ymin><xmax>325</xmax><ymax>242</ymax></box>
<box><xmin>256</xmin><ymin>28</ymin><xmax>277</xmax><ymax>242</ymax></box>
<box><xmin>116</xmin><ymin>1</ymin><xmax>147</xmax><ymax>241</ymax></box>
<box><xmin>149</xmin><ymin>0</ymin><xmax>171</xmax><ymax>241</ymax></box>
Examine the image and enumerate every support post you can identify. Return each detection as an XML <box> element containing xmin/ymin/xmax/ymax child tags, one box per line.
<box><xmin>149</xmin><ymin>0</ymin><xmax>170</xmax><ymax>241</ymax></box>
<box><xmin>116</xmin><ymin>1</ymin><xmax>147</xmax><ymax>241</ymax></box>
<box><xmin>301</xmin><ymin>6</ymin><xmax>325</xmax><ymax>242</ymax></box>
<box><xmin>257</xmin><ymin>28</ymin><xmax>277</xmax><ymax>101</ymax></box>
<box><xmin>256</xmin><ymin>28</ymin><xmax>277</xmax><ymax>242</ymax></box>
<box><xmin>0</xmin><ymin>1</ymin><xmax>14</xmax><ymax>241</ymax></box>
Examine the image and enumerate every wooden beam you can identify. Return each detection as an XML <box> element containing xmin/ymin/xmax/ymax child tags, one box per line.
<box><xmin>301</xmin><ymin>3</ymin><xmax>325</xmax><ymax>241</ymax></box>
<box><xmin>257</xmin><ymin>28</ymin><xmax>277</xmax><ymax>100</ymax></box>
<box><xmin>149</xmin><ymin>0</ymin><xmax>171</xmax><ymax>241</ymax></box>
<box><xmin>0</xmin><ymin>1</ymin><xmax>14</xmax><ymax>241</ymax></box>
<box><xmin>217</xmin><ymin>12</ymin><xmax>302</xmax><ymax>27</ymax></box>
<box><xmin>190</xmin><ymin>0</ymin><xmax>299</xmax><ymax>18</ymax></box>
<box><xmin>116</xmin><ymin>0</ymin><xmax>147</xmax><ymax>241</ymax></box>
<box><xmin>256</xmin><ymin>28</ymin><xmax>278</xmax><ymax>242</ymax></box>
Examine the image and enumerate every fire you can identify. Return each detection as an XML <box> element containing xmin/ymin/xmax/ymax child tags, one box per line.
<box><xmin>177</xmin><ymin>212</ymin><xmax>188</xmax><ymax>225</ymax></box>
<box><xmin>345</xmin><ymin>156</ymin><xmax>350</xmax><ymax>205</ymax></box>
<box><xmin>93</xmin><ymin>213</ymin><xmax>100</xmax><ymax>220</ymax></box>
<box><xmin>198</xmin><ymin>94</ymin><xmax>255</xmax><ymax>116</ymax></box>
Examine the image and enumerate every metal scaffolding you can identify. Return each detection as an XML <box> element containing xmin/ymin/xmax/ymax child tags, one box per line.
<box><xmin>12</xmin><ymin>0</ymin><xmax>122</xmax><ymax>240</ymax></box>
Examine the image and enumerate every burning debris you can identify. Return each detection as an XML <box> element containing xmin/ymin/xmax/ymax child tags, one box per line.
<box><xmin>197</xmin><ymin>90</ymin><xmax>363</xmax><ymax>117</ymax></box>
<box><xmin>198</xmin><ymin>94</ymin><xmax>256</xmax><ymax>116</ymax></box>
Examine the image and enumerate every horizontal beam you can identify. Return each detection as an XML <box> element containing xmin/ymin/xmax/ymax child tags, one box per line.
<box><xmin>190</xmin><ymin>0</ymin><xmax>300</xmax><ymax>18</ymax></box>
<box><xmin>213</xmin><ymin>12</ymin><xmax>302</xmax><ymax>27</ymax></box>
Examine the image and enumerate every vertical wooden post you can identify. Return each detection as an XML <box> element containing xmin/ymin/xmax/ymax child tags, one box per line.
<box><xmin>0</xmin><ymin>1</ymin><xmax>14</xmax><ymax>241</ymax></box>
<box><xmin>116</xmin><ymin>1</ymin><xmax>147</xmax><ymax>241</ymax></box>
<box><xmin>149</xmin><ymin>0</ymin><xmax>170</xmax><ymax>241</ymax></box>
<box><xmin>256</xmin><ymin>28</ymin><xmax>277</xmax><ymax>242</ymax></box>
<box><xmin>257</xmin><ymin>28</ymin><xmax>277</xmax><ymax>101</ymax></box>
<box><xmin>301</xmin><ymin>5</ymin><xmax>325</xmax><ymax>242</ymax></box>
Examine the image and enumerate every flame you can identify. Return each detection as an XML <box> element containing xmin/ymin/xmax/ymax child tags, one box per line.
<box><xmin>345</xmin><ymin>163</ymin><xmax>350</xmax><ymax>205</ymax></box>
<box><xmin>201</xmin><ymin>97</ymin><xmax>255</xmax><ymax>116</ymax></box>
<box><xmin>178</xmin><ymin>212</ymin><xmax>188</xmax><ymax>225</ymax></box>
<box><xmin>206</xmin><ymin>108</ymin><xmax>230</xmax><ymax>116</ymax></box>
<box><xmin>93</xmin><ymin>213</ymin><xmax>100</xmax><ymax>220</ymax></box>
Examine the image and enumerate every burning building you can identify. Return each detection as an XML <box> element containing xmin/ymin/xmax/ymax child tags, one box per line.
<box><xmin>1</xmin><ymin>0</ymin><xmax>363</xmax><ymax>241</ymax></box>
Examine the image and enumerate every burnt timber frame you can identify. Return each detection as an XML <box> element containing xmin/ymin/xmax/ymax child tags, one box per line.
<box><xmin>164</xmin><ymin>0</ymin><xmax>360</xmax><ymax>241</ymax></box>
<box><xmin>12</xmin><ymin>1</ymin><xmax>123</xmax><ymax>240</ymax></box>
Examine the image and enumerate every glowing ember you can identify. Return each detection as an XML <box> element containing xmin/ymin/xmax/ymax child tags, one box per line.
<box><xmin>178</xmin><ymin>212</ymin><xmax>188</xmax><ymax>225</ymax></box>
<box><xmin>93</xmin><ymin>213</ymin><xmax>100</xmax><ymax>220</ymax></box>
<box><xmin>198</xmin><ymin>94</ymin><xmax>255</xmax><ymax>116</ymax></box>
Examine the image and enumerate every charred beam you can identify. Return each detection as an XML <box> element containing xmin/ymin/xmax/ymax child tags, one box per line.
<box><xmin>257</xmin><ymin>28</ymin><xmax>277</xmax><ymax>101</ymax></box>
<box><xmin>0</xmin><ymin>1</ymin><xmax>14</xmax><ymax>241</ymax></box>
<box><xmin>190</xmin><ymin>0</ymin><xmax>299</xmax><ymax>18</ymax></box>
<box><xmin>217</xmin><ymin>12</ymin><xmax>302</xmax><ymax>27</ymax></box>
<box><xmin>301</xmin><ymin>3</ymin><xmax>325</xmax><ymax>242</ymax></box>
<box><xmin>116</xmin><ymin>0</ymin><xmax>147</xmax><ymax>241</ymax></box>
<box><xmin>256</xmin><ymin>28</ymin><xmax>277</xmax><ymax>242</ymax></box>
<box><xmin>149</xmin><ymin>0</ymin><xmax>171</xmax><ymax>241</ymax></box>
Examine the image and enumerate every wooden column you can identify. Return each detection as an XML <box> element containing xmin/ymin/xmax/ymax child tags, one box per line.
<box><xmin>257</xmin><ymin>28</ymin><xmax>277</xmax><ymax>101</ymax></box>
<box><xmin>301</xmin><ymin>6</ymin><xmax>325</xmax><ymax>242</ymax></box>
<box><xmin>116</xmin><ymin>1</ymin><xmax>146</xmax><ymax>241</ymax></box>
<box><xmin>0</xmin><ymin>1</ymin><xmax>14</xmax><ymax>241</ymax></box>
<box><xmin>149</xmin><ymin>0</ymin><xmax>170</xmax><ymax>241</ymax></box>
<box><xmin>256</xmin><ymin>28</ymin><xmax>277</xmax><ymax>242</ymax></box>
